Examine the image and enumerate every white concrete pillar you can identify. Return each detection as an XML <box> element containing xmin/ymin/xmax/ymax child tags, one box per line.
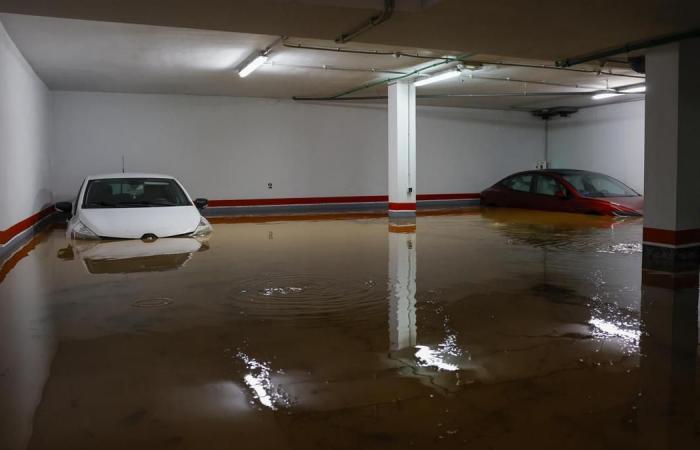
<box><xmin>388</xmin><ymin>224</ymin><xmax>417</xmax><ymax>351</ymax></box>
<box><xmin>388</xmin><ymin>80</ymin><xmax>417</xmax><ymax>217</ymax></box>
<box><xmin>643</xmin><ymin>38</ymin><xmax>700</xmax><ymax>271</ymax></box>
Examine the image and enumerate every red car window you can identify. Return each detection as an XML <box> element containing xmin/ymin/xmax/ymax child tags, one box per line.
<box><xmin>503</xmin><ymin>174</ymin><xmax>533</xmax><ymax>192</ymax></box>
<box><xmin>562</xmin><ymin>173</ymin><xmax>638</xmax><ymax>198</ymax></box>
<box><xmin>535</xmin><ymin>175</ymin><xmax>564</xmax><ymax>196</ymax></box>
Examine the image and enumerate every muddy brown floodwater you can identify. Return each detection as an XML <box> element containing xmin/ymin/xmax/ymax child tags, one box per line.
<box><xmin>0</xmin><ymin>208</ymin><xmax>698</xmax><ymax>450</ymax></box>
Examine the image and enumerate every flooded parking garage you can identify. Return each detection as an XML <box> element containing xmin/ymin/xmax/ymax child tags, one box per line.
<box><xmin>1</xmin><ymin>209</ymin><xmax>698</xmax><ymax>450</ymax></box>
<box><xmin>3</xmin><ymin>3</ymin><xmax>700</xmax><ymax>449</ymax></box>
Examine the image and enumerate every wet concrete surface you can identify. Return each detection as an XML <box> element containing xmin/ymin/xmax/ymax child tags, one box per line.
<box><xmin>0</xmin><ymin>208</ymin><xmax>698</xmax><ymax>449</ymax></box>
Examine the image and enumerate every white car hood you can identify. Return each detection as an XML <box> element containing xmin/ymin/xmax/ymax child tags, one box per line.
<box><xmin>79</xmin><ymin>206</ymin><xmax>201</xmax><ymax>239</ymax></box>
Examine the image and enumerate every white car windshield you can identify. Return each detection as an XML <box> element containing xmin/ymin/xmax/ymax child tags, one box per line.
<box><xmin>82</xmin><ymin>178</ymin><xmax>191</xmax><ymax>208</ymax></box>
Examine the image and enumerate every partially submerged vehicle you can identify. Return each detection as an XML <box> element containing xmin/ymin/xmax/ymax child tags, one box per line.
<box><xmin>481</xmin><ymin>169</ymin><xmax>643</xmax><ymax>216</ymax></box>
<box><xmin>56</xmin><ymin>173</ymin><xmax>212</xmax><ymax>239</ymax></box>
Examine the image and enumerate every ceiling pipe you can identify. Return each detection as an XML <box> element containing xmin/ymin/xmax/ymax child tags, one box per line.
<box><xmin>283</xmin><ymin>42</ymin><xmax>645</xmax><ymax>79</ymax></box>
<box><xmin>556</xmin><ymin>28</ymin><xmax>700</xmax><ymax>67</ymax></box>
<box><xmin>471</xmin><ymin>60</ymin><xmax>643</xmax><ymax>79</ymax></box>
<box><xmin>266</xmin><ymin>61</ymin><xmax>407</xmax><ymax>75</ymax></box>
<box><xmin>293</xmin><ymin>91</ymin><xmax>612</xmax><ymax>102</ymax></box>
<box><xmin>292</xmin><ymin>71</ymin><xmax>645</xmax><ymax>102</ymax></box>
<box><xmin>292</xmin><ymin>54</ymin><xmax>471</xmax><ymax>101</ymax></box>
<box><xmin>468</xmin><ymin>74</ymin><xmax>605</xmax><ymax>91</ymax></box>
<box><xmin>274</xmin><ymin>61</ymin><xmax>621</xmax><ymax>90</ymax></box>
<box><xmin>512</xmin><ymin>95</ymin><xmax>645</xmax><ymax>113</ymax></box>
<box><xmin>285</xmin><ymin>42</ymin><xmax>450</xmax><ymax>60</ymax></box>
<box><xmin>335</xmin><ymin>0</ymin><xmax>395</xmax><ymax>44</ymax></box>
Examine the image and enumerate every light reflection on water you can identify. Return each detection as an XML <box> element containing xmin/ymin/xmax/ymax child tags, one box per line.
<box><xmin>414</xmin><ymin>345</ymin><xmax>460</xmax><ymax>372</ymax></box>
<box><xmin>589</xmin><ymin>318</ymin><xmax>641</xmax><ymax>345</ymax></box>
<box><xmin>236</xmin><ymin>351</ymin><xmax>290</xmax><ymax>410</ymax></box>
<box><xmin>259</xmin><ymin>287</ymin><xmax>304</xmax><ymax>297</ymax></box>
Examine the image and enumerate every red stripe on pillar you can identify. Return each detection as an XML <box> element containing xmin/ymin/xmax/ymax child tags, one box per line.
<box><xmin>643</xmin><ymin>227</ymin><xmax>700</xmax><ymax>246</ymax></box>
<box><xmin>388</xmin><ymin>224</ymin><xmax>417</xmax><ymax>233</ymax></box>
<box><xmin>0</xmin><ymin>207</ymin><xmax>54</xmax><ymax>246</ymax></box>
<box><xmin>388</xmin><ymin>202</ymin><xmax>417</xmax><ymax>211</ymax></box>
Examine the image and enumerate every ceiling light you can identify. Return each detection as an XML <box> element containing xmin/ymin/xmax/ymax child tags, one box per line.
<box><xmin>592</xmin><ymin>92</ymin><xmax>623</xmax><ymax>100</ymax></box>
<box><xmin>619</xmin><ymin>85</ymin><xmax>646</xmax><ymax>94</ymax></box>
<box><xmin>238</xmin><ymin>54</ymin><xmax>268</xmax><ymax>78</ymax></box>
<box><xmin>414</xmin><ymin>70</ymin><xmax>461</xmax><ymax>87</ymax></box>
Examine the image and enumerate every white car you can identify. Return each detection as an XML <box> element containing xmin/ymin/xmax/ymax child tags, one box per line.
<box><xmin>55</xmin><ymin>173</ymin><xmax>212</xmax><ymax>240</ymax></box>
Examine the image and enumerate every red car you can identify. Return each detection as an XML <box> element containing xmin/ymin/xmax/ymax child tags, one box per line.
<box><xmin>481</xmin><ymin>169</ymin><xmax>643</xmax><ymax>216</ymax></box>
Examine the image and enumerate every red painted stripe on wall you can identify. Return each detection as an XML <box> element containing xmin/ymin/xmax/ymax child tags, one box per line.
<box><xmin>208</xmin><ymin>195</ymin><xmax>388</xmax><ymax>207</ymax></box>
<box><xmin>643</xmin><ymin>227</ymin><xmax>700</xmax><ymax>246</ymax></box>
<box><xmin>388</xmin><ymin>202</ymin><xmax>417</xmax><ymax>211</ymax></box>
<box><xmin>0</xmin><ymin>206</ymin><xmax>54</xmax><ymax>246</ymax></box>
<box><xmin>208</xmin><ymin>193</ymin><xmax>479</xmax><ymax>208</ymax></box>
<box><xmin>416</xmin><ymin>193</ymin><xmax>481</xmax><ymax>201</ymax></box>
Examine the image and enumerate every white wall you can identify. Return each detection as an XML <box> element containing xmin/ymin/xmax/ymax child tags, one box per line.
<box><xmin>417</xmin><ymin>106</ymin><xmax>545</xmax><ymax>193</ymax></box>
<box><xmin>548</xmin><ymin>101</ymin><xmax>645</xmax><ymax>193</ymax></box>
<box><xmin>51</xmin><ymin>94</ymin><xmax>387</xmax><ymax>201</ymax></box>
<box><xmin>0</xmin><ymin>20</ymin><xmax>52</xmax><ymax>232</ymax></box>
<box><xmin>51</xmin><ymin>91</ymin><xmax>545</xmax><ymax>201</ymax></box>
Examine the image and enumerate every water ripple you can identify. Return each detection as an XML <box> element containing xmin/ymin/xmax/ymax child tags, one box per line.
<box><xmin>228</xmin><ymin>274</ymin><xmax>386</xmax><ymax>325</ymax></box>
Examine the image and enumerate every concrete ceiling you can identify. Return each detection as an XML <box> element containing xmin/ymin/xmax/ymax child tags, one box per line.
<box><xmin>0</xmin><ymin>0</ymin><xmax>698</xmax><ymax>60</ymax></box>
<box><xmin>0</xmin><ymin>13</ymin><xmax>646</xmax><ymax>110</ymax></box>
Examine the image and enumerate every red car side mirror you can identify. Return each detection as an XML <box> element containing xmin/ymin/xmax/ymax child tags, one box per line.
<box><xmin>556</xmin><ymin>189</ymin><xmax>567</xmax><ymax>199</ymax></box>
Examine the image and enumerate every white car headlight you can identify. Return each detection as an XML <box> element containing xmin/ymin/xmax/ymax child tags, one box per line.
<box><xmin>71</xmin><ymin>220</ymin><xmax>100</xmax><ymax>240</ymax></box>
<box><xmin>191</xmin><ymin>217</ymin><xmax>212</xmax><ymax>237</ymax></box>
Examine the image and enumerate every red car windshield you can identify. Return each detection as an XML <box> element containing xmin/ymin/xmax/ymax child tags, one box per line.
<box><xmin>562</xmin><ymin>173</ymin><xmax>638</xmax><ymax>198</ymax></box>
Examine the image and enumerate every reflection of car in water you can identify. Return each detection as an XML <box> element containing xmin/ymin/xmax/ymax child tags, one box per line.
<box><xmin>55</xmin><ymin>173</ymin><xmax>212</xmax><ymax>240</ymax></box>
<box><xmin>480</xmin><ymin>208</ymin><xmax>641</xmax><ymax>253</ymax></box>
<box><xmin>480</xmin><ymin>207</ymin><xmax>637</xmax><ymax>230</ymax></box>
<box><xmin>481</xmin><ymin>169</ymin><xmax>643</xmax><ymax>216</ymax></box>
<box><xmin>57</xmin><ymin>238</ymin><xmax>208</xmax><ymax>274</ymax></box>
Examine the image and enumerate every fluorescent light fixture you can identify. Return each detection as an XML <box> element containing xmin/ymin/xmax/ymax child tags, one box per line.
<box><xmin>592</xmin><ymin>92</ymin><xmax>623</xmax><ymax>100</ymax></box>
<box><xmin>414</xmin><ymin>70</ymin><xmax>461</xmax><ymax>87</ymax></box>
<box><xmin>619</xmin><ymin>85</ymin><xmax>646</xmax><ymax>94</ymax></box>
<box><xmin>238</xmin><ymin>54</ymin><xmax>268</xmax><ymax>78</ymax></box>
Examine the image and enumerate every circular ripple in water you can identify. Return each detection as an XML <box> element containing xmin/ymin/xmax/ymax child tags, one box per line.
<box><xmin>131</xmin><ymin>297</ymin><xmax>175</xmax><ymax>308</ymax></box>
<box><xmin>229</xmin><ymin>274</ymin><xmax>387</xmax><ymax>325</ymax></box>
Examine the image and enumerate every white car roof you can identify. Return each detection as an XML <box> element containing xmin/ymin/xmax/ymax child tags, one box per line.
<box><xmin>86</xmin><ymin>173</ymin><xmax>176</xmax><ymax>180</ymax></box>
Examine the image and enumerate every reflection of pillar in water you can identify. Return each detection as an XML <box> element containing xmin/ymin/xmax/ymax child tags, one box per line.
<box><xmin>388</xmin><ymin>220</ymin><xmax>417</xmax><ymax>351</ymax></box>
<box><xmin>637</xmin><ymin>269</ymin><xmax>698</xmax><ymax>450</ymax></box>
